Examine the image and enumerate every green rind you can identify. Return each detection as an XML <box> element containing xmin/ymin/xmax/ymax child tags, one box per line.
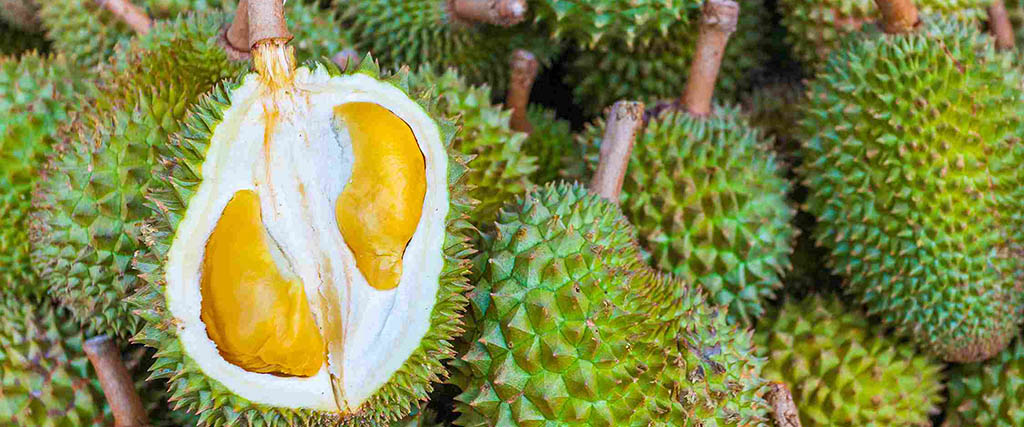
<box><xmin>522</xmin><ymin>105</ymin><xmax>580</xmax><ymax>185</ymax></box>
<box><xmin>132</xmin><ymin>57</ymin><xmax>475</xmax><ymax>426</ymax></box>
<box><xmin>799</xmin><ymin>18</ymin><xmax>1024</xmax><ymax>362</ymax></box>
<box><xmin>755</xmin><ymin>294</ymin><xmax>944</xmax><ymax>426</ymax></box>
<box><xmin>453</xmin><ymin>182</ymin><xmax>769</xmax><ymax>425</ymax></box>
<box><xmin>946</xmin><ymin>337</ymin><xmax>1024</xmax><ymax>426</ymax></box>
<box><xmin>580</xmin><ymin>104</ymin><xmax>795</xmax><ymax>324</ymax></box>
<box><xmin>531</xmin><ymin>0</ymin><xmax>692</xmax><ymax>48</ymax></box>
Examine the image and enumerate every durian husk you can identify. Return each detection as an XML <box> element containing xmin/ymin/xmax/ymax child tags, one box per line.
<box><xmin>945</xmin><ymin>336</ymin><xmax>1024</xmax><ymax>426</ymax></box>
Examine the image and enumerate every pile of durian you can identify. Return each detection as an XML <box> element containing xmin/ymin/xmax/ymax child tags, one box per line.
<box><xmin>4</xmin><ymin>0</ymin><xmax>1024</xmax><ymax>424</ymax></box>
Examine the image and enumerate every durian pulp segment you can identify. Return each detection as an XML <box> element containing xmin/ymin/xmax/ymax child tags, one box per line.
<box><xmin>165</xmin><ymin>64</ymin><xmax>448</xmax><ymax>412</ymax></box>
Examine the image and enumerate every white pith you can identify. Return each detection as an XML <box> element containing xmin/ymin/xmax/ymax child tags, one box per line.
<box><xmin>164</xmin><ymin>66</ymin><xmax>448</xmax><ymax>412</ymax></box>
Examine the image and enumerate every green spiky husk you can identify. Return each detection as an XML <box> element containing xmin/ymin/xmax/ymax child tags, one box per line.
<box><xmin>407</xmin><ymin>66</ymin><xmax>537</xmax><ymax>227</ymax></box>
<box><xmin>131</xmin><ymin>57</ymin><xmax>475</xmax><ymax>426</ymax></box>
<box><xmin>565</xmin><ymin>0</ymin><xmax>768</xmax><ymax>115</ymax></box>
<box><xmin>1005</xmin><ymin>0</ymin><xmax>1024</xmax><ymax>48</ymax></box>
<box><xmin>522</xmin><ymin>106</ymin><xmax>579</xmax><ymax>185</ymax></box>
<box><xmin>0</xmin><ymin>53</ymin><xmax>93</xmax><ymax>299</ymax></box>
<box><xmin>779</xmin><ymin>0</ymin><xmax>990</xmax><ymax>68</ymax></box>
<box><xmin>580</xmin><ymin>104</ymin><xmax>795</xmax><ymax>324</ymax></box>
<box><xmin>453</xmin><ymin>182</ymin><xmax>769</xmax><ymax>425</ymax></box>
<box><xmin>946</xmin><ymin>337</ymin><xmax>1024</xmax><ymax>426</ymax></box>
<box><xmin>741</xmin><ymin>78</ymin><xmax>805</xmax><ymax>172</ymax></box>
<box><xmin>531</xmin><ymin>0</ymin><xmax>691</xmax><ymax>48</ymax></box>
<box><xmin>755</xmin><ymin>294</ymin><xmax>944</xmax><ymax>426</ymax></box>
<box><xmin>339</xmin><ymin>0</ymin><xmax>560</xmax><ymax>93</ymax></box>
<box><xmin>799</xmin><ymin>18</ymin><xmax>1024</xmax><ymax>362</ymax></box>
<box><xmin>31</xmin><ymin>12</ymin><xmax>247</xmax><ymax>338</ymax></box>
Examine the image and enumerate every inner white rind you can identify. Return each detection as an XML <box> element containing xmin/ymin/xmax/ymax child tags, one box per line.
<box><xmin>164</xmin><ymin>67</ymin><xmax>448</xmax><ymax>412</ymax></box>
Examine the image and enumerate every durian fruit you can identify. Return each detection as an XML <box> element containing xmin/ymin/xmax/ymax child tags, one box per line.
<box><xmin>565</xmin><ymin>0</ymin><xmax>769</xmax><ymax>115</ymax></box>
<box><xmin>778</xmin><ymin>0</ymin><xmax>989</xmax><ymax>67</ymax></box>
<box><xmin>405</xmin><ymin>65</ymin><xmax>537</xmax><ymax>226</ymax></box>
<box><xmin>0</xmin><ymin>52</ymin><xmax>94</xmax><ymax>299</ymax></box>
<box><xmin>741</xmin><ymin>77</ymin><xmax>805</xmax><ymax>171</ymax></box>
<box><xmin>755</xmin><ymin>294</ymin><xmax>944</xmax><ymax>426</ymax></box>
<box><xmin>531</xmin><ymin>0</ymin><xmax>693</xmax><ymax>48</ymax></box>
<box><xmin>945</xmin><ymin>336</ymin><xmax>1024</xmax><ymax>425</ymax></box>
<box><xmin>452</xmin><ymin>100</ymin><xmax>770</xmax><ymax>425</ymax></box>
<box><xmin>0</xmin><ymin>293</ymin><xmax>113</xmax><ymax>425</ymax></box>
<box><xmin>505</xmin><ymin>49</ymin><xmax>580</xmax><ymax>185</ymax></box>
<box><xmin>339</xmin><ymin>0</ymin><xmax>560</xmax><ymax>92</ymax></box>
<box><xmin>132</xmin><ymin>3</ymin><xmax>473</xmax><ymax>423</ymax></box>
<box><xmin>800</xmin><ymin>0</ymin><xmax>1024</xmax><ymax>362</ymax></box>
<box><xmin>580</xmin><ymin>0</ymin><xmax>794</xmax><ymax>323</ymax></box>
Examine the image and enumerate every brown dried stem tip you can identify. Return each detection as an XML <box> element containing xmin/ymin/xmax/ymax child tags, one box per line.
<box><xmin>248</xmin><ymin>0</ymin><xmax>293</xmax><ymax>48</ymax></box>
<box><xmin>507</xmin><ymin>49</ymin><xmax>540</xmax><ymax>134</ymax></box>
<box><xmin>874</xmin><ymin>0</ymin><xmax>919</xmax><ymax>34</ymax></box>
<box><xmin>450</xmin><ymin>0</ymin><xmax>527</xmax><ymax>27</ymax></box>
<box><xmin>95</xmin><ymin>0</ymin><xmax>152</xmax><ymax>35</ymax></box>
<box><xmin>590</xmin><ymin>100</ymin><xmax>645</xmax><ymax>203</ymax></box>
<box><xmin>680</xmin><ymin>0</ymin><xmax>739</xmax><ymax>117</ymax></box>
<box><xmin>989</xmin><ymin>0</ymin><xmax>1016</xmax><ymax>51</ymax></box>
<box><xmin>224</xmin><ymin>0</ymin><xmax>251</xmax><ymax>54</ymax></box>
<box><xmin>84</xmin><ymin>336</ymin><xmax>148</xmax><ymax>427</ymax></box>
<box><xmin>766</xmin><ymin>382</ymin><xmax>802</xmax><ymax>427</ymax></box>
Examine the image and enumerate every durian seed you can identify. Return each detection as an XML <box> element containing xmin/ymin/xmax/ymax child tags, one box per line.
<box><xmin>335</xmin><ymin>102</ymin><xmax>426</xmax><ymax>291</ymax></box>
<box><xmin>201</xmin><ymin>190</ymin><xmax>326</xmax><ymax>377</ymax></box>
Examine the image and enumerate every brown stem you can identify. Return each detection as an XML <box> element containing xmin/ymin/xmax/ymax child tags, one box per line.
<box><xmin>248</xmin><ymin>0</ymin><xmax>292</xmax><ymax>48</ymax></box>
<box><xmin>874</xmin><ymin>0</ymin><xmax>919</xmax><ymax>34</ymax></box>
<box><xmin>680</xmin><ymin>0</ymin><xmax>739</xmax><ymax>117</ymax></box>
<box><xmin>450</xmin><ymin>0</ymin><xmax>527</xmax><ymax>27</ymax></box>
<box><xmin>95</xmin><ymin>0</ymin><xmax>152</xmax><ymax>35</ymax></box>
<box><xmin>84</xmin><ymin>336</ymin><xmax>148</xmax><ymax>427</ymax></box>
<box><xmin>989</xmin><ymin>0</ymin><xmax>1016</xmax><ymax>51</ymax></box>
<box><xmin>225</xmin><ymin>0</ymin><xmax>250</xmax><ymax>52</ymax></box>
<box><xmin>507</xmin><ymin>49</ymin><xmax>539</xmax><ymax>134</ymax></box>
<box><xmin>766</xmin><ymin>382</ymin><xmax>801</xmax><ymax>427</ymax></box>
<box><xmin>332</xmin><ymin>49</ymin><xmax>362</xmax><ymax>70</ymax></box>
<box><xmin>590</xmin><ymin>100</ymin><xmax>645</xmax><ymax>203</ymax></box>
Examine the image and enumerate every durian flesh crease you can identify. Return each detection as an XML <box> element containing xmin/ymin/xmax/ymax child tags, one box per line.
<box><xmin>164</xmin><ymin>43</ymin><xmax>448</xmax><ymax>413</ymax></box>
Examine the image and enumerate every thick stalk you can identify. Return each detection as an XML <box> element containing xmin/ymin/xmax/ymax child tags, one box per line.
<box><xmin>95</xmin><ymin>0</ymin><xmax>152</xmax><ymax>34</ymax></box>
<box><xmin>248</xmin><ymin>0</ymin><xmax>292</xmax><ymax>48</ymax></box>
<box><xmin>766</xmin><ymin>382</ymin><xmax>802</xmax><ymax>427</ymax></box>
<box><xmin>989</xmin><ymin>0</ymin><xmax>1016</xmax><ymax>51</ymax></box>
<box><xmin>450</xmin><ymin>0</ymin><xmax>527</xmax><ymax>27</ymax></box>
<box><xmin>874</xmin><ymin>0</ymin><xmax>919</xmax><ymax>34</ymax></box>
<box><xmin>84</xmin><ymin>336</ymin><xmax>148</xmax><ymax>427</ymax></box>
<box><xmin>590</xmin><ymin>101</ymin><xmax>645</xmax><ymax>202</ymax></box>
<box><xmin>680</xmin><ymin>0</ymin><xmax>739</xmax><ymax>117</ymax></box>
<box><xmin>507</xmin><ymin>49</ymin><xmax>539</xmax><ymax>134</ymax></box>
<box><xmin>225</xmin><ymin>0</ymin><xmax>250</xmax><ymax>52</ymax></box>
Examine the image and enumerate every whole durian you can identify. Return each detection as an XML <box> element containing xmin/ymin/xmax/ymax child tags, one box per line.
<box><xmin>530</xmin><ymin>0</ymin><xmax>689</xmax><ymax>47</ymax></box>
<box><xmin>756</xmin><ymin>294</ymin><xmax>944</xmax><ymax>426</ymax></box>
<box><xmin>580</xmin><ymin>1</ymin><xmax>794</xmax><ymax>323</ymax></box>
<box><xmin>132</xmin><ymin>4</ymin><xmax>473</xmax><ymax>423</ymax></box>
<box><xmin>565</xmin><ymin>0</ymin><xmax>769</xmax><ymax>115</ymax></box>
<box><xmin>799</xmin><ymin>1</ymin><xmax>1024</xmax><ymax>362</ymax></box>
<box><xmin>452</xmin><ymin>100</ymin><xmax>770</xmax><ymax>426</ymax></box>
<box><xmin>945</xmin><ymin>336</ymin><xmax>1024</xmax><ymax>425</ymax></box>
<box><xmin>778</xmin><ymin>0</ymin><xmax>989</xmax><ymax>67</ymax></box>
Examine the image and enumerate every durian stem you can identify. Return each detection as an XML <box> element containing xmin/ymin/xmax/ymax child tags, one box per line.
<box><xmin>95</xmin><ymin>0</ymin><xmax>152</xmax><ymax>35</ymax></box>
<box><xmin>874</xmin><ymin>0</ymin><xmax>919</xmax><ymax>34</ymax></box>
<box><xmin>225</xmin><ymin>0</ymin><xmax>251</xmax><ymax>53</ymax></box>
<box><xmin>989</xmin><ymin>0</ymin><xmax>1016</xmax><ymax>51</ymax></box>
<box><xmin>680</xmin><ymin>0</ymin><xmax>739</xmax><ymax>117</ymax></box>
<box><xmin>590</xmin><ymin>100</ymin><xmax>645</xmax><ymax>203</ymax></box>
<box><xmin>766</xmin><ymin>382</ymin><xmax>802</xmax><ymax>427</ymax></box>
<box><xmin>247</xmin><ymin>0</ymin><xmax>292</xmax><ymax>48</ymax></box>
<box><xmin>332</xmin><ymin>49</ymin><xmax>361</xmax><ymax>70</ymax></box>
<box><xmin>507</xmin><ymin>49</ymin><xmax>539</xmax><ymax>135</ymax></box>
<box><xmin>83</xmin><ymin>336</ymin><xmax>149</xmax><ymax>427</ymax></box>
<box><xmin>450</xmin><ymin>0</ymin><xmax>527</xmax><ymax>27</ymax></box>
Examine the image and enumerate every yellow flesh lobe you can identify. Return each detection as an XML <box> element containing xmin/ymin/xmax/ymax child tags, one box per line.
<box><xmin>200</xmin><ymin>190</ymin><xmax>325</xmax><ymax>377</ymax></box>
<box><xmin>335</xmin><ymin>102</ymin><xmax>426</xmax><ymax>290</ymax></box>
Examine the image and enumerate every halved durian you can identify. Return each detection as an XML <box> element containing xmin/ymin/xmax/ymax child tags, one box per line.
<box><xmin>152</xmin><ymin>43</ymin><xmax>464</xmax><ymax>421</ymax></box>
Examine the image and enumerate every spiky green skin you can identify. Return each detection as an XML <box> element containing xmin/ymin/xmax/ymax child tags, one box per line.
<box><xmin>31</xmin><ymin>13</ymin><xmax>246</xmax><ymax>338</ymax></box>
<box><xmin>453</xmin><ymin>183</ymin><xmax>769</xmax><ymax>426</ymax></box>
<box><xmin>755</xmin><ymin>295</ymin><xmax>944</xmax><ymax>426</ymax></box>
<box><xmin>779</xmin><ymin>0</ymin><xmax>989</xmax><ymax>67</ymax></box>
<box><xmin>407</xmin><ymin>66</ymin><xmax>537</xmax><ymax>227</ymax></box>
<box><xmin>339</xmin><ymin>0</ymin><xmax>559</xmax><ymax>93</ymax></box>
<box><xmin>0</xmin><ymin>294</ymin><xmax>111</xmax><ymax>425</ymax></box>
<box><xmin>522</xmin><ymin>106</ymin><xmax>580</xmax><ymax>185</ymax></box>
<box><xmin>131</xmin><ymin>58</ymin><xmax>474</xmax><ymax>426</ymax></box>
<box><xmin>531</xmin><ymin>0</ymin><xmax>690</xmax><ymax>48</ymax></box>
<box><xmin>799</xmin><ymin>18</ymin><xmax>1024</xmax><ymax>362</ymax></box>
<box><xmin>946</xmin><ymin>337</ymin><xmax>1024</xmax><ymax>426</ymax></box>
<box><xmin>565</xmin><ymin>0</ymin><xmax>768</xmax><ymax>115</ymax></box>
<box><xmin>580</xmin><ymin>105</ymin><xmax>794</xmax><ymax>324</ymax></box>
<box><xmin>741</xmin><ymin>79</ymin><xmax>805</xmax><ymax>172</ymax></box>
<box><xmin>0</xmin><ymin>53</ymin><xmax>92</xmax><ymax>299</ymax></box>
